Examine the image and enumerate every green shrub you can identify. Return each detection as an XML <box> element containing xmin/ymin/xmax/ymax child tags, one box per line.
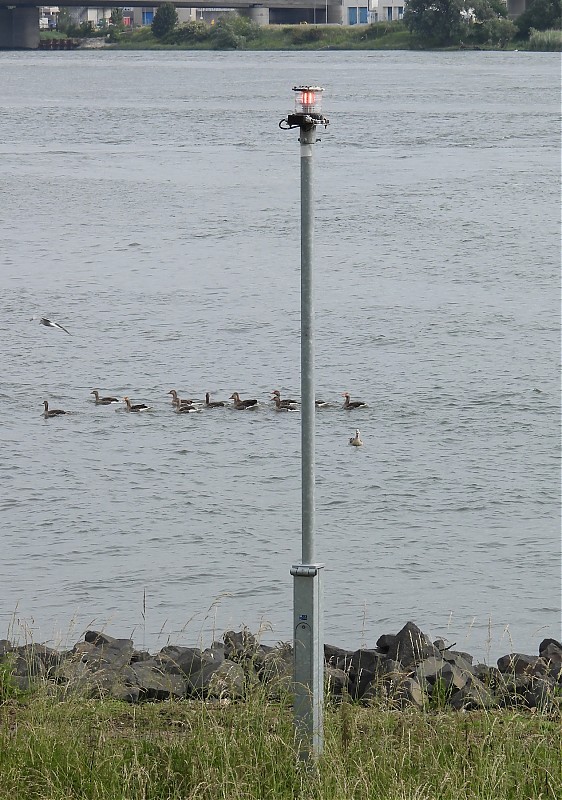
<box><xmin>209</xmin><ymin>15</ymin><xmax>261</xmax><ymax>50</ymax></box>
<box><xmin>169</xmin><ymin>20</ymin><xmax>211</xmax><ymax>44</ymax></box>
<box><xmin>515</xmin><ymin>0</ymin><xmax>561</xmax><ymax>37</ymax></box>
<box><xmin>467</xmin><ymin>16</ymin><xmax>516</xmax><ymax>46</ymax></box>
<box><xmin>290</xmin><ymin>25</ymin><xmax>325</xmax><ymax>45</ymax></box>
<box><xmin>151</xmin><ymin>2</ymin><xmax>178</xmax><ymax>39</ymax></box>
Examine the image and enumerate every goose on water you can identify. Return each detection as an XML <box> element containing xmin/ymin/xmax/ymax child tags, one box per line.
<box><xmin>205</xmin><ymin>392</ymin><xmax>226</xmax><ymax>408</ymax></box>
<box><xmin>42</xmin><ymin>400</ymin><xmax>67</xmax><ymax>418</ymax></box>
<box><xmin>168</xmin><ymin>389</ymin><xmax>200</xmax><ymax>406</ymax></box>
<box><xmin>272</xmin><ymin>395</ymin><xmax>298</xmax><ymax>412</ymax></box>
<box><xmin>342</xmin><ymin>392</ymin><xmax>368</xmax><ymax>410</ymax></box>
<box><xmin>349</xmin><ymin>429</ymin><xmax>364</xmax><ymax>447</ymax></box>
<box><xmin>229</xmin><ymin>392</ymin><xmax>258</xmax><ymax>410</ymax></box>
<box><xmin>271</xmin><ymin>390</ymin><xmax>299</xmax><ymax>409</ymax></box>
<box><xmin>123</xmin><ymin>397</ymin><xmax>151</xmax><ymax>412</ymax></box>
<box><xmin>91</xmin><ymin>390</ymin><xmax>119</xmax><ymax>405</ymax></box>
<box><xmin>175</xmin><ymin>401</ymin><xmax>200</xmax><ymax>413</ymax></box>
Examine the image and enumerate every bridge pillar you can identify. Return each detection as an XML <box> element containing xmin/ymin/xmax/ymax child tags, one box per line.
<box><xmin>13</xmin><ymin>6</ymin><xmax>40</xmax><ymax>48</ymax></box>
<box><xmin>327</xmin><ymin>2</ymin><xmax>345</xmax><ymax>24</ymax></box>
<box><xmin>0</xmin><ymin>8</ymin><xmax>12</xmax><ymax>49</ymax></box>
<box><xmin>239</xmin><ymin>5</ymin><xmax>270</xmax><ymax>25</ymax></box>
<box><xmin>0</xmin><ymin>6</ymin><xmax>40</xmax><ymax>49</ymax></box>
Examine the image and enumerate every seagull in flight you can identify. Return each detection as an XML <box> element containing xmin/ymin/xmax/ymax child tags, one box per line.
<box><xmin>33</xmin><ymin>316</ymin><xmax>71</xmax><ymax>335</ymax></box>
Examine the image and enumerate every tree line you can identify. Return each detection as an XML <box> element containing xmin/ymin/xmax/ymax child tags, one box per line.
<box><xmin>148</xmin><ymin>0</ymin><xmax>560</xmax><ymax>48</ymax></box>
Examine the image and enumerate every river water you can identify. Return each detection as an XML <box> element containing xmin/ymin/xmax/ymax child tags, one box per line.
<box><xmin>0</xmin><ymin>49</ymin><xmax>559</xmax><ymax>662</ymax></box>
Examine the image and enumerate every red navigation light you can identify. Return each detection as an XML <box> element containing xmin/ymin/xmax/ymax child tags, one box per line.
<box><xmin>293</xmin><ymin>85</ymin><xmax>324</xmax><ymax>116</ymax></box>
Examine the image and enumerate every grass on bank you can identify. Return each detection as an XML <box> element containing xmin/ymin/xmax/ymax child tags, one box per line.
<box><xmin>42</xmin><ymin>18</ymin><xmax>558</xmax><ymax>52</ymax></box>
<box><xmin>1</xmin><ymin>685</ymin><xmax>560</xmax><ymax>800</ymax></box>
<box><xmin>105</xmin><ymin>21</ymin><xmax>416</xmax><ymax>51</ymax></box>
<box><xmin>527</xmin><ymin>27</ymin><xmax>562</xmax><ymax>50</ymax></box>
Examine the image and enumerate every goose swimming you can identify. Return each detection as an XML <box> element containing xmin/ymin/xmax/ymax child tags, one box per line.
<box><xmin>349</xmin><ymin>429</ymin><xmax>363</xmax><ymax>447</ymax></box>
<box><xmin>342</xmin><ymin>392</ymin><xmax>368</xmax><ymax>410</ymax></box>
<box><xmin>123</xmin><ymin>397</ymin><xmax>151</xmax><ymax>412</ymax></box>
<box><xmin>272</xmin><ymin>395</ymin><xmax>298</xmax><ymax>412</ymax></box>
<box><xmin>175</xmin><ymin>402</ymin><xmax>201</xmax><ymax>413</ymax></box>
<box><xmin>91</xmin><ymin>390</ymin><xmax>119</xmax><ymax>405</ymax></box>
<box><xmin>42</xmin><ymin>400</ymin><xmax>67</xmax><ymax>418</ymax></box>
<box><xmin>271</xmin><ymin>390</ymin><xmax>299</xmax><ymax>409</ymax></box>
<box><xmin>229</xmin><ymin>392</ymin><xmax>258</xmax><ymax>410</ymax></box>
<box><xmin>168</xmin><ymin>389</ymin><xmax>200</xmax><ymax>406</ymax></box>
<box><xmin>205</xmin><ymin>392</ymin><xmax>226</xmax><ymax>408</ymax></box>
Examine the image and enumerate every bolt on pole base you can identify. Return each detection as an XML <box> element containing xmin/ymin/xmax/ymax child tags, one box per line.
<box><xmin>291</xmin><ymin>563</ymin><xmax>324</xmax><ymax>761</ymax></box>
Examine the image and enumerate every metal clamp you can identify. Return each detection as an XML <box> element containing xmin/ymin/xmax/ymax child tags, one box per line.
<box><xmin>290</xmin><ymin>564</ymin><xmax>324</xmax><ymax>578</ymax></box>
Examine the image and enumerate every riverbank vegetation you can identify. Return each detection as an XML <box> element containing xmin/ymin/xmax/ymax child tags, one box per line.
<box><xmin>1</xmin><ymin>687</ymin><xmax>560</xmax><ymax>800</ymax></box>
<box><xmin>47</xmin><ymin>0</ymin><xmax>562</xmax><ymax>52</ymax></box>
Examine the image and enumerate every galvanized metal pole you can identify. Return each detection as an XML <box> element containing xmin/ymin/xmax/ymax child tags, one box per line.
<box><xmin>300</xmin><ymin>123</ymin><xmax>316</xmax><ymax>567</ymax></box>
<box><xmin>281</xmin><ymin>88</ymin><xmax>328</xmax><ymax>763</ymax></box>
<box><xmin>290</xmin><ymin>117</ymin><xmax>324</xmax><ymax>763</ymax></box>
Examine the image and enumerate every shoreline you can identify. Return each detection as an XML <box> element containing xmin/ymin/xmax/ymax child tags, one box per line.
<box><xmin>3</xmin><ymin>620</ymin><xmax>560</xmax><ymax>711</ymax></box>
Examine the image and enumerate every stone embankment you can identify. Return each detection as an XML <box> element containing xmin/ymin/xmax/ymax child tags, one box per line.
<box><xmin>38</xmin><ymin>38</ymin><xmax>81</xmax><ymax>50</ymax></box>
<box><xmin>1</xmin><ymin>621</ymin><xmax>560</xmax><ymax>712</ymax></box>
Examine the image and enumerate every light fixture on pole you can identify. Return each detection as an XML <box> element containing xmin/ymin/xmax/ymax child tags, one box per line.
<box><xmin>280</xmin><ymin>87</ymin><xmax>329</xmax><ymax>762</ymax></box>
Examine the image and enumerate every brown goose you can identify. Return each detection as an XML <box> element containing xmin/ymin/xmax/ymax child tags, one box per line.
<box><xmin>271</xmin><ymin>390</ymin><xmax>299</xmax><ymax>409</ymax></box>
<box><xmin>175</xmin><ymin>401</ymin><xmax>200</xmax><ymax>413</ymax></box>
<box><xmin>170</xmin><ymin>395</ymin><xmax>199</xmax><ymax>412</ymax></box>
<box><xmin>272</xmin><ymin>395</ymin><xmax>298</xmax><ymax>412</ymax></box>
<box><xmin>91</xmin><ymin>390</ymin><xmax>119</xmax><ymax>405</ymax></box>
<box><xmin>349</xmin><ymin>429</ymin><xmax>363</xmax><ymax>447</ymax></box>
<box><xmin>205</xmin><ymin>392</ymin><xmax>226</xmax><ymax>408</ymax></box>
<box><xmin>42</xmin><ymin>400</ymin><xmax>67</xmax><ymax>418</ymax></box>
<box><xmin>168</xmin><ymin>389</ymin><xmax>200</xmax><ymax>407</ymax></box>
<box><xmin>123</xmin><ymin>397</ymin><xmax>151</xmax><ymax>412</ymax></box>
<box><xmin>229</xmin><ymin>392</ymin><xmax>258</xmax><ymax>410</ymax></box>
<box><xmin>342</xmin><ymin>392</ymin><xmax>368</xmax><ymax>410</ymax></box>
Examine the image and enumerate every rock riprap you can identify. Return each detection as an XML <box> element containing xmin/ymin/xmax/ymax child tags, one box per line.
<box><xmin>1</xmin><ymin>622</ymin><xmax>560</xmax><ymax>711</ymax></box>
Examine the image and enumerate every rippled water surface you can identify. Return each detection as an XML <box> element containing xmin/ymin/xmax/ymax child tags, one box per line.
<box><xmin>0</xmin><ymin>50</ymin><xmax>559</xmax><ymax>661</ymax></box>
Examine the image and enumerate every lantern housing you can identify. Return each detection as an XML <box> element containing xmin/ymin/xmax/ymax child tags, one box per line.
<box><xmin>293</xmin><ymin>86</ymin><xmax>324</xmax><ymax>116</ymax></box>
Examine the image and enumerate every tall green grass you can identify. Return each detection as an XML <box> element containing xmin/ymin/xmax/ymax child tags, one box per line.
<box><xmin>526</xmin><ymin>28</ymin><xmax>562</xmax><ymax>51</ymax></box>
<box><xmin>1</xmin><ymin>687</ymin><xmax>560</xmax><ymax>800</ymax></box>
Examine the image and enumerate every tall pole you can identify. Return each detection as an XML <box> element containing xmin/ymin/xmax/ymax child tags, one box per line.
<box><xmin>281</xmin><ymin>87</ymin><xmax>329</xmax><ymax>762</ymax></box>
<box><xmin>301</xmin><ymin>121</ymin><xmax>316</xmax><ymax>567</ymax></box>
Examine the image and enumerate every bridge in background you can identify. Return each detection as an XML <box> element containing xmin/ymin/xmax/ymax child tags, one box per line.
<box><xmin>0</xmin><ymin>0</ymin><xmax>345</xmax><ymax>49</ymax></box>
<box><xmin>0</xmin><ymin>0</ymin><xmax>529</xmax><ymax>50</ymax></box>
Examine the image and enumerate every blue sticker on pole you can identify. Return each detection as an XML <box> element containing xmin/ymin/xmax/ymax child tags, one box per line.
<box><xmin>299</xmin><ymin>614</ymin><xmax>308</xmax><ymax>621</ymax></box>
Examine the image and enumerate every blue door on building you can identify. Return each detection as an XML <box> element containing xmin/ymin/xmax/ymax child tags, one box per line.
<box><xmin>359</xmin><ymin>6</ymin><xmax>368</xmax><ymax>22</ymax></box>
<box><xmin>348</xmin><ymin>7</ymin><xmax>357</xmax><ymax>24</ymax></box>
<box><xmin>142</xmin><ymin>11</ymin><xmax>154</xmax><ymax>24</ymax></box>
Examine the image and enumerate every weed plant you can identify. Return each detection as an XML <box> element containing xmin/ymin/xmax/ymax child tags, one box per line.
<box><xmin>0</xmin><ymin>681</ymin><xmax>560</xmax><ymax>800</ymax></box>
<box><xmin>110</xmin><ymin>21</ymin><xmax>413</xmax><ymax>51</ymax></box>
<box><xmin>526</xmin><ymin>27</ymin><xmax>562</xmax><ymax>51</ymax></box>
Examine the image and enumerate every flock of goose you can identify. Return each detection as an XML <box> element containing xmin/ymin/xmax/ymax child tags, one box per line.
<box><xmin>41</xmin><ymin>390</ymin><xmax>366</xmax><ymax>445</ymax></box>
<box><xmin>36</xmin><ymin>317</ymin><xmax>365</xmax><ymax>444</ymax></box>
<box><xmin>42</xmin><ymin>389</ymin><xmax>368</xmax><ymax>415</ymax></box>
